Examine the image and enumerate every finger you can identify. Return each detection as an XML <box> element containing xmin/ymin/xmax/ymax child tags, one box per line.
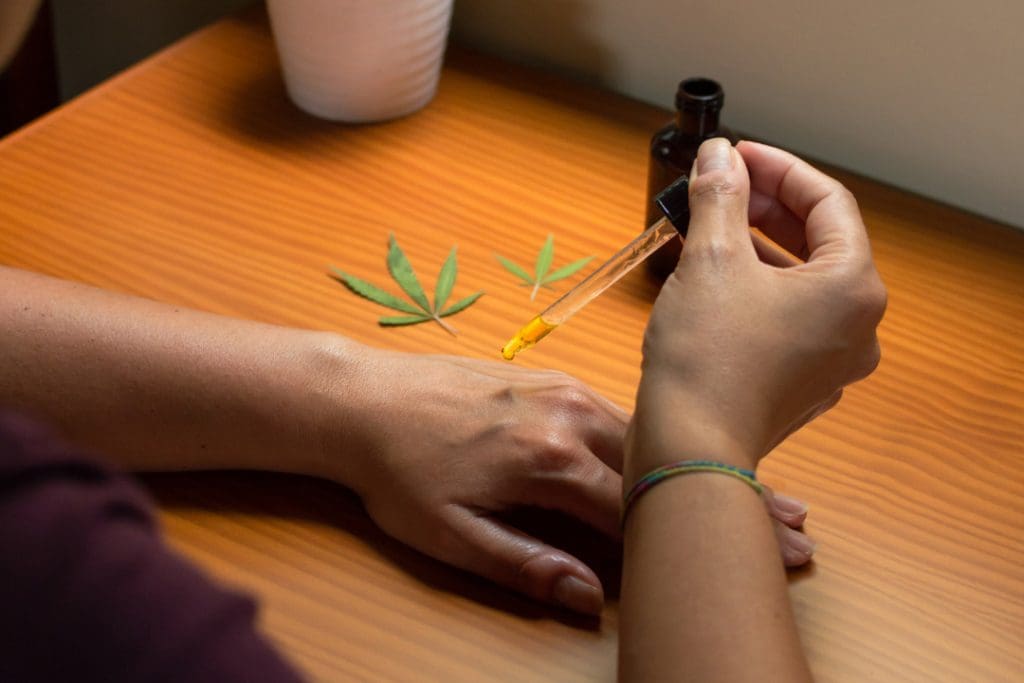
<box><xmin>589</xmin><ymin>389</ymin><xmax>632</xmax><ymax>427</ymax></box>
<box><xmin>581</xmin><ymin>401</ymin><xmax>629</xmax><ymax>474</ymax></box>
<box><xmin>682</xmin><ymin>138</ymin><xmax>756</xmax><ymax>262</ymax></box>
<box><xmin>772</xmin><ymin>519</ymin><xmax>817</xmax><ymax>567</ymax></box>
<box><xmin>444</xmin><ymin>509</ymin><xmax>605</xmax><ymax>615</ymax></box>
<box><xmin>738</xmin><ymin>140</ymin><xmax>844</xmax><ymax>222</ymax></box>
<box><xmin>762</xmin><ymin>484</ymin><xmax>808</xmax><ymax>529</ymax></box>
<box><xmin>737</xmin><ymin>140</ymin><xmax>870</xmax><ymax>263</ymax></box>
<box><xmin>514</xmin><ymin>447</ymin><xmax>623</xmax><ymax>539</ymax></box>
<box><xmin>748</xmin><ymin>190</ymin><xmax>809</xmax><ymax>259</ymax></box>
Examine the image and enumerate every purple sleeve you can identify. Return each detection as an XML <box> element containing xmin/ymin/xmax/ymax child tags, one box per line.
<box><xmin>0</xmin><ymin>412</ymin><xmax>305</xmax><ymax>683</ymax></box>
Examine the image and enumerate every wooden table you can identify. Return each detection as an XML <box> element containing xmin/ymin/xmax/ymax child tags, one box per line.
<box><xmin>1</xmin><ymin>10</ymin><xmax>1022</xmax><ymax>682</ymax></box>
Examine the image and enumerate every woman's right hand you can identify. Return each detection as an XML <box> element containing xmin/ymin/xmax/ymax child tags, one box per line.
<box><xmin>627</xmin><ymin>139</ymin><xmax>887</xmax><ymax>482</ymax></box>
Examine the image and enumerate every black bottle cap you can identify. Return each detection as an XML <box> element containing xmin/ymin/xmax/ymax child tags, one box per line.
<box><xmin>676</xmin><ymin>78</ymin><xmax>724</xmax><ymax>113</ymax></box>
<box><xmin>655</xmin><ymin>175</ymin><xmax>690</xmax><ymax>236</ymax></box>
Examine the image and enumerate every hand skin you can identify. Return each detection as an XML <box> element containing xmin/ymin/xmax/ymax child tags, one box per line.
<box><xmin>0</xmin><ymin>264</ymin><xmax>814</xmax><ymax>615</ymax></box>
<box><xmin>619</xmin><ymin>139</ymin><xmax>886</xmax><ymax>681</ymax></box>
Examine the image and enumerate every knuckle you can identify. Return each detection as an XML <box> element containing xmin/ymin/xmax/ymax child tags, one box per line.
<box><xmin>867</xmin><ymin>278</ymin><xmax>889</xmax><ymax>319</ymax></box>
<box><xmin>527</xmin><ymin>430</ymin><xmax>581</xmax><ymax>474</ymax></box>
<box><xmin>833</xmin><ymin>183</ymin><xmax>858</xmax><ymax>209</ymax></box>
<box><xmin>858</xmin><ymin>339</ymin><xmax>882</xmax><ymax>378</ymax></box>
<box><xmin>704</xmin><ymin>239</ymin><xmax>737</xmax><ymax>264</ymax></box>
<box><xmin>538</xmin><ymin>376</ymin><xmax>597</xmax><ymax>418</ymax></box>
<box><xmin>690</xmin><ymin>176</ymin><xmax>744</xmax><ymax>201</ymax></box>
<box><xmin>513</xmin><ymin>551</ymin><xmax>550</xmax><ymax>598</ymax></box>
<box><xmin>819</xmin><ymin>179</ymin><xmax>859</xmax><ymax>214</ymax></box>
<box><xmin>692</xmin><ymin>237</ymin><xmax>738</xmax><ymax>263</ymax></box>
<box><xmin>846</xmin><ymin>283</ymin><xmax>874</xmax><ymax>317</ymax></box>
<box><xmin>553</xmin><ymin>383</ymin><xmax>594</xmax><ymax>416</ymax></box>
<box><xmin>833</xmin><ymin>269</ymin><xmax>887</xmax><ymax>331</ymax></box>
<box><xmin>842</xmin><ymin>338</ymin><xmax>880</xmax><ymax>384</ymax></box>
<box><xmin>844</xmin><ymin>263</ymin><xmax>886</xmax><ymax>308</ymax></box>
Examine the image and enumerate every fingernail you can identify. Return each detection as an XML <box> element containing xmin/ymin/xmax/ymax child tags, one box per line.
<box><xmin>774</xmin><ymin>494</ymin><xmax>808</xmax><ymax>516</ymax></box>
<box><xmin>552</xmin><ymin>575</ymin><xmax>603</xmax><ymax>616</ymax></box>
<box><xmin>697</xmin><ymin>138</ymin><xmax>734</xmax><ymax>174</ymax></box>
<box><xmin>790</xmin><ymin>530</ymin><xmax>817</xmax><ymax>557</ymax></box>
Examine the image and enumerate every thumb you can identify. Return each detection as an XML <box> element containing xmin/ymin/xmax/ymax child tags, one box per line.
<box><xmin>443</xmin><ymin>509</ymin><xmax>605</xmax><ymax>616</ymax></box>
<box><xmin>682</xmin><ymin>138</ymin><xmax>755</xmax><ymax>263</ymax></box>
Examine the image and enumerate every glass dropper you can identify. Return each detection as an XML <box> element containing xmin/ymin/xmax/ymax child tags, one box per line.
<box><xmin>501</xmin><ymin>175</ymin><xmax>691</xmax><ymax>360</ymax></box>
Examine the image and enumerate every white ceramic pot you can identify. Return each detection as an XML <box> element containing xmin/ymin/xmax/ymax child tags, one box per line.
<box><xmin>266</xmin><ymin>0</ymin><xmax>454</xmax><ymax>122</ymax></box>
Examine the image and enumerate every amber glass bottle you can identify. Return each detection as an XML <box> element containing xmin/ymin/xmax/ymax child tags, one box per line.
<box><xmin>644</xmin><ymin>77</ymin><xmax>734</xmax><ymax>281</ymax></box>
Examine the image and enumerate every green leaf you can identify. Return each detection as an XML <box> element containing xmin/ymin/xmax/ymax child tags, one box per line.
<box><xmin>329</xmin><ymin>267</ymin><xmax>422</xmax><ymax>315</ymax></box>
<box><xmin>386</xmin><ymin>234</ymin><xmax>431</xmax><ymax>313</ymax></box>
<box><xmin>440</xmin><ymin>291</ymin><xmax>484</xmax><ymax>317</ymax></box>
<box><xmin>496</xmin><ymin>236</ymin><xmax>595</xmax><ymax>301</ymax></box>
<box><xmin>534</xmin><ymin>234</ymin><xmax>555</xmax><ymax>281</ymax></box>
<box><xmin>434</xmin><ymin>246</ymin><xmax>458</xmax><ymax>312</ymax></box>
<box><xmin>331</xmin><ymin>236</ymin><xmax>481</xmax><ymax>334</ymax></box>
<box><xmin>541</xmin><ymin>255</ymin><xmax>594</xmax><ymax>285</ymax></box>
<box><xmin>379</xmin><ymin>314</ymin><xmax>433</xmax><ymax>326</ymax></box>
<box><xmin>495</xmin><ymin>254</ymin><xmax>533</xmax><ymax>285</ymax></box>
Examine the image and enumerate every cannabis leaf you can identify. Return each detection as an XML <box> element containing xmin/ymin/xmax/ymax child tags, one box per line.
<box><xmin>495</xmin><ymin>234</ymin><xmax>594</xmax><ymax>301</ymax></box>
<box><xmin>330</xmin><ymin>234</ymin><xmax>483</xmax><ymax>336</ymax></box>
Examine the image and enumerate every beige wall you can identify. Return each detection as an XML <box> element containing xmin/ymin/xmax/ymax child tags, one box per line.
<box><xmin>50</xmin><ymin>0</ymin><xmax>252</xmax><ymax>99</ymax></box>
<box><xmin>46</xmin><ymin>1</ymin><xmax>1022</xmax><ymax>228</ymax></box>
<box><xmin>453</xmin><ymin>0</ymin><xmax>1024</xmax><ymax>229</ymax></box>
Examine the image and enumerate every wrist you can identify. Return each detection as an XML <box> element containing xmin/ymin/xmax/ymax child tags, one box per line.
<box><xmin>625</xmin><ymin>431</ymin><xmax>756</xmax><ymax>490</ymax></box>
<box><xmin>625</xmin><ymin>381</ymin><xmax>759</xmax><ymax>488</ymax></box>
<box><xmin>288</xmin><ymin>331</ymin><xmax>379</xmax><ymax>494</ymax></box>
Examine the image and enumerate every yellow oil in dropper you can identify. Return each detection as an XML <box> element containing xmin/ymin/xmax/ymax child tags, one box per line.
<box><xmin>501</xmin><ymin>315</ymin><xmax>558</xmax><ymax>360</ymax></box>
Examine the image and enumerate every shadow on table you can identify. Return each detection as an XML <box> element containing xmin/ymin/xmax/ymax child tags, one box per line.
<box><xmin>217</xmin><ymin>66</ymin><xmax>360</xmax><ymax>150</ymax></box>
<box><xmin>141</xmin><ymin>470</ymin><xmax>619</xmax><ymax>631</ymax></box>
<box><xmin>143</xmin><ymin>470</ymin><xmax>816</xmax><ymax>631</ymax></box>
<box><xmin>212</xmin><ymin>14</ymin><xmax>383</xmax><ymax>151</ymax></box>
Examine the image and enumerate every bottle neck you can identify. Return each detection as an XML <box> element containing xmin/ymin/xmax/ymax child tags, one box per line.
<box><xmin>676</xmin><ymin>107</ymin><xmax>720</xmax><ymax>139</ymax></box>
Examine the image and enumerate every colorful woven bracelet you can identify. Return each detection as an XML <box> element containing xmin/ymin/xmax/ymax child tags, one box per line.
<box><xmin>621</xmin><ymin>459</ymin><xmax>763</xmax><ymax>526</ymax></box>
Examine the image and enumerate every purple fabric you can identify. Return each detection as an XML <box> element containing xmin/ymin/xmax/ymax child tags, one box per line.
<box><xmin>0</xmin><ymin>412</ymin><xmax>305</xmax><ymax>683</ymax></box>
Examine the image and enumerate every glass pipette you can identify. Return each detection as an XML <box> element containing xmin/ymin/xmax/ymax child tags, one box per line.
<box><xmin>501</xmin><ymin>175</ymin><xmax>691</xmax><ymax>360</ymax></box>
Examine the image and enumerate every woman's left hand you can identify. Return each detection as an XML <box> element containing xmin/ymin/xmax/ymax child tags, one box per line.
<box><xmin>316</xmin><ymin>347</ymin><xmax>816</xmax><ymax>616</ymax></box>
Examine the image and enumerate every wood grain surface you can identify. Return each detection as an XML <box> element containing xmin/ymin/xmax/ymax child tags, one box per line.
<box><xmin>1</xmin><ymin>9</ymin><xmax>1022</xmax><ymax>682</ymax></box>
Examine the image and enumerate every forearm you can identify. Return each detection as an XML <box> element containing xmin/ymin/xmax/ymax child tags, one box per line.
<box><xmin>0</xmin><ymin>266</ymin><xmax>372</xmax><ymax>486</ymax></box>
<box><xmin>619</xmin><ymin>473</ymin><xmax>810</xmax><ymax>682</ymax></box>
<box><xmin>619</xmin><ymin>381</ymin><xmax>811</xmax><ymax>681</ymax></box>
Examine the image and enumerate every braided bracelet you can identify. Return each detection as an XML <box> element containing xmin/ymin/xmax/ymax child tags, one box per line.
<box><xmin>622</xmin><ymin>459</ymin><xmax>762</xmax><ymax>527</ymax></box>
